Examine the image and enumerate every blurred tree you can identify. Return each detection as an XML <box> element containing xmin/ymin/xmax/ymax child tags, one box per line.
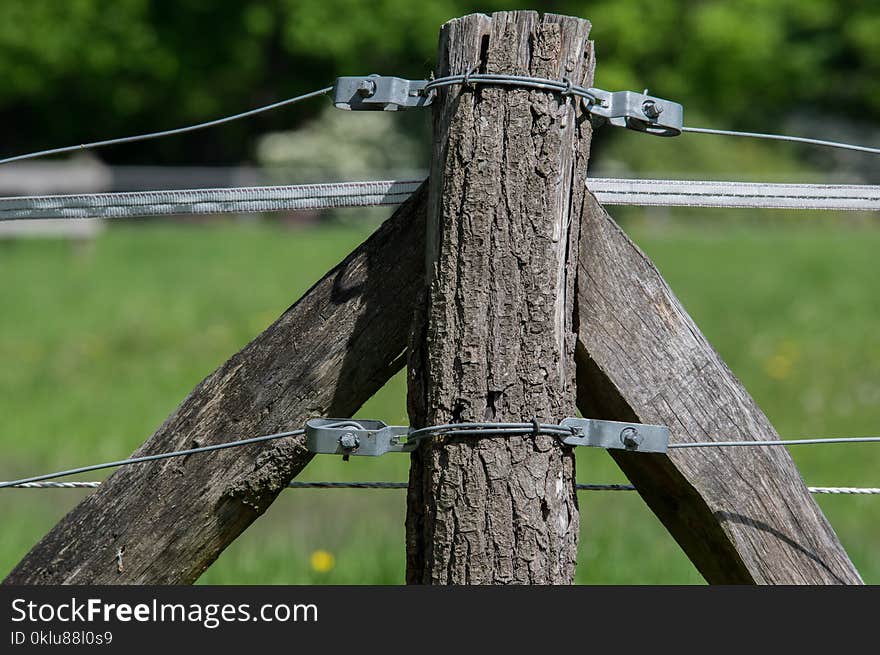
<box><xmin>257</xmin><ymin>107</ymin><xmax>425</xmax><ymax>182</ymax></box>
<box><xmin>0</xmin><ymin>0</ymin><xmax>877</xmax><ymax>165</ymax></box>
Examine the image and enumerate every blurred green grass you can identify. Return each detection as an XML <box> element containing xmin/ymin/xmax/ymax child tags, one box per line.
<box><xmin>1</xmin><ymin>215</ymin><xmax>878</xmax><ymax>584</ymax></box>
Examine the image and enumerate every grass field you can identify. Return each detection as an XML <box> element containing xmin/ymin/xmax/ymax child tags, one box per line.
<box><xmin>1</xmin><ymin>213</ymin><xmax>878</xmax><ymax>584</ymax></box>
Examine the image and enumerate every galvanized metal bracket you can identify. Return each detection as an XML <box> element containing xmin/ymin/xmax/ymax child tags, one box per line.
<box><xmin>305</xmin><ymin>419</ymin><xmax>413</xmax><ymax>460</ymax></box>
<box><xmin>333</xmin><ymin>75</ymin><xmax>432</xmax><ymax>111</ymax></box>
<box><xmin>305</xmin><ymin>417</ymin><xmax>669</xmax><ymax>459</ymax></box>
<box><xmin>559</xmin><ymin>418</ymin><xmax>669</xmax><ymax>453</ymax></box>
<box><xmin>332</xmin><ymin>75</ymin><xmax>683</xmax><ymax>136</ymax></box>
<box><xmin>584</xmin><ymin>89</ymin><xmax>683</xmax><ymax>137</ymax></box>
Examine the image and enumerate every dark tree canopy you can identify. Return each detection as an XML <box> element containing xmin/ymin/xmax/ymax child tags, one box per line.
<box><xmin>0</xmin><ymin>0</ymin><xmax>877</xmax><ymax>165</ymax></box>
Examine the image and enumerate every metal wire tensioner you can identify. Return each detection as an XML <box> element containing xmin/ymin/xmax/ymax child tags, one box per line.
<box><xmin>4</xmin><ymin>73</ymin><xmax>878</xmax><ymax>167</ymax></box>
<box><xmin>306</xmin><ymin>417</ymin><xmax>670</xmax><ymax>460</ymax></box>
<box><xmin>3</xmin><ymin>417</ymin><xmax>880</xmax><ymax>489</ymax></box>
<box><xmin>332</xmin><ymin>74</ymin><xmax>684</xmax><ymax>137</ymax></box>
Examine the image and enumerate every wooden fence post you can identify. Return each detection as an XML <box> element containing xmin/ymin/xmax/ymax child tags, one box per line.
<box><xmin>405</xmin><ymin>11</ymin><xmax>594</xmax><ymax>584</ymax></box>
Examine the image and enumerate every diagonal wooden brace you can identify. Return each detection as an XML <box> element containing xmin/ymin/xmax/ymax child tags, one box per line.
<box><xmin>574</xmin><ymin>193</ymin><xmax>861</xmax><ymax>584</ymax></box>
<box><xmin>4</xmin><ymin>184</ymin><xmax>428</xmax><ymax>585</ymax></box>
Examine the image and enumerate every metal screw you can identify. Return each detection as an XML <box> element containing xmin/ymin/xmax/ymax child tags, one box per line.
<box><xmin>620</xmin><ymin>426</ymin><xmax>642</xmax><ymax>450</ymax></box>
<box><xmin>339</xmin><ymin>432</ymin><xmax>359</xmax><ymax>450</ymax></box>
<box><xmin>338</xmin><ymin>432</ymin><xmax>360</xmax><ymax>461</ymax></box>
<box><xmin>642</xmin><ymin>99</ymin><xmax>663</xmax><ymax>119</ymax></box>
<box><xmin>356</xmin><ymin>80</ymin><xmax>376</xmax><ymax>96</ymax></box>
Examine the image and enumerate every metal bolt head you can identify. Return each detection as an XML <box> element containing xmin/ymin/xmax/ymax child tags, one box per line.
<box><xmin>620</xmin><ymin>426</ymin><xmax>642</xmax><ymax>449</ymax></box>
<box><xmin>642</xmin><ymin>99</ymin><xmax>663</xmax><ymax>119</ymax></box>
<box><xmin>356</xmin><ymin>79</ymin><xmax>376</xmax><ymax>96</ymax></box>
<box><xmin>339</xmin><ymin>432</ymin><xmax>360</xmax><ymax>450</ymax></box>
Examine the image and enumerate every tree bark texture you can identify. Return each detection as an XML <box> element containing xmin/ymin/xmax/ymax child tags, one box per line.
<box><xmin>405</xmin><ymin>11</ymin><xmax>594</xmax><ymax>584</ymax></box>
<box><xmin>4</xmin><ymin>184</ymin><xmax>429</xmax><ymax>585</ymax></box>
<box><xmin>574</xmin><ymin>194</ymin><xmax>862</xmax><ymax>584</ymax></box>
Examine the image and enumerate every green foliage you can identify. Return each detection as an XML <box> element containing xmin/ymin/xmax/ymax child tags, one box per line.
<box><xmin>1</xmin><ymin>1</ymin><xmax>878</xmax><ymax>164</ymax></box>
<box><xmin>257</xmin><ymin>106</ymin><xmax>426</xmax><ymax>181</ymax></box>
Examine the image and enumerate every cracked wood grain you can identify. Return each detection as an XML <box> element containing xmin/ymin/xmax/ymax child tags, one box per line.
<box><xmin>574</xmin><ymin>193</ymin><xmax>862</xmax><ymax>584</ymax></box>
<box><xmin>405</xmin><ymin>11</ymin><xmax>594</xmax><ymax>584</ymax></box>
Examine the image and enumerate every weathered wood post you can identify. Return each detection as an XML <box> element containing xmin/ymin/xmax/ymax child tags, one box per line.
<box><xmin>405</xmin><ymin>11</ymin><xmax>594</xmax><ymax>584</ymax></box>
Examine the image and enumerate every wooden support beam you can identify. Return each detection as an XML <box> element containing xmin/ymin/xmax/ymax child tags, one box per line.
<box><xmin>3</xmin><ymin>183</ymin><xmax>428</xmax><ymax>585</ymax></box>
<box><xmin>405</xmin><ymin>11</ymin><xmax>594</xmax><ymax>584</ymax></box>
<box><xmin>574</xmin><ymin>194</ymin><xmax>862</xmax><ymax>584</ymax></box>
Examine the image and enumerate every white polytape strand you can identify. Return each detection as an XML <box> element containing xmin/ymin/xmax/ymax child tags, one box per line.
<box><xmin>1</xmin><ymin>178</ymin><xmax>879</xmax><ymax>221</ymax></box>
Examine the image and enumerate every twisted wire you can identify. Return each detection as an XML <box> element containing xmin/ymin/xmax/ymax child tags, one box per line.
<box><xmin>5</xmin><ymin>480</ymin><xmax>877</xmax><ymax>495</ymax></box>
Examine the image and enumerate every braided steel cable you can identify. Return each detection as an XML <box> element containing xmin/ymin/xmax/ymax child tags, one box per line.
<box><xmin>0</xmin><ymin>180</ymin><xmax>423</xmax><ymax>221</ymax></box>
<box><xmin>4</xmin><ymin>177</ymin><xmax>880</xmax><ymax>222</ymax></box>
<box><xmin>5</xmin><ymin>480</ymin><xmax>878</xmax><ymax>494</ymax></box>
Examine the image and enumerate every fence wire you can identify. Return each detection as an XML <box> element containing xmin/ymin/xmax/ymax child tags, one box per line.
<box><xmin>5</xmin><ymin>480</ymin><xmax>878</xmax><ymax>495</ymax></box>
<box><xmin>2</xmin><ymin>421</ymin><xmax>879</xmax><ymax>491</ymax></box>
<box><xmin>0</xmin><ymin>87</ymin><xmax>333</xmax><ymax>166</ymax></box>
<box><xmin>4</xmin><ymin>178</ymin><xmax>880</xmax><ymax>221</ymax></box>
<box><xmin>1</xmin><ymin>74</ymin><xmax>879</xmax><ymax>499</ymax></box>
